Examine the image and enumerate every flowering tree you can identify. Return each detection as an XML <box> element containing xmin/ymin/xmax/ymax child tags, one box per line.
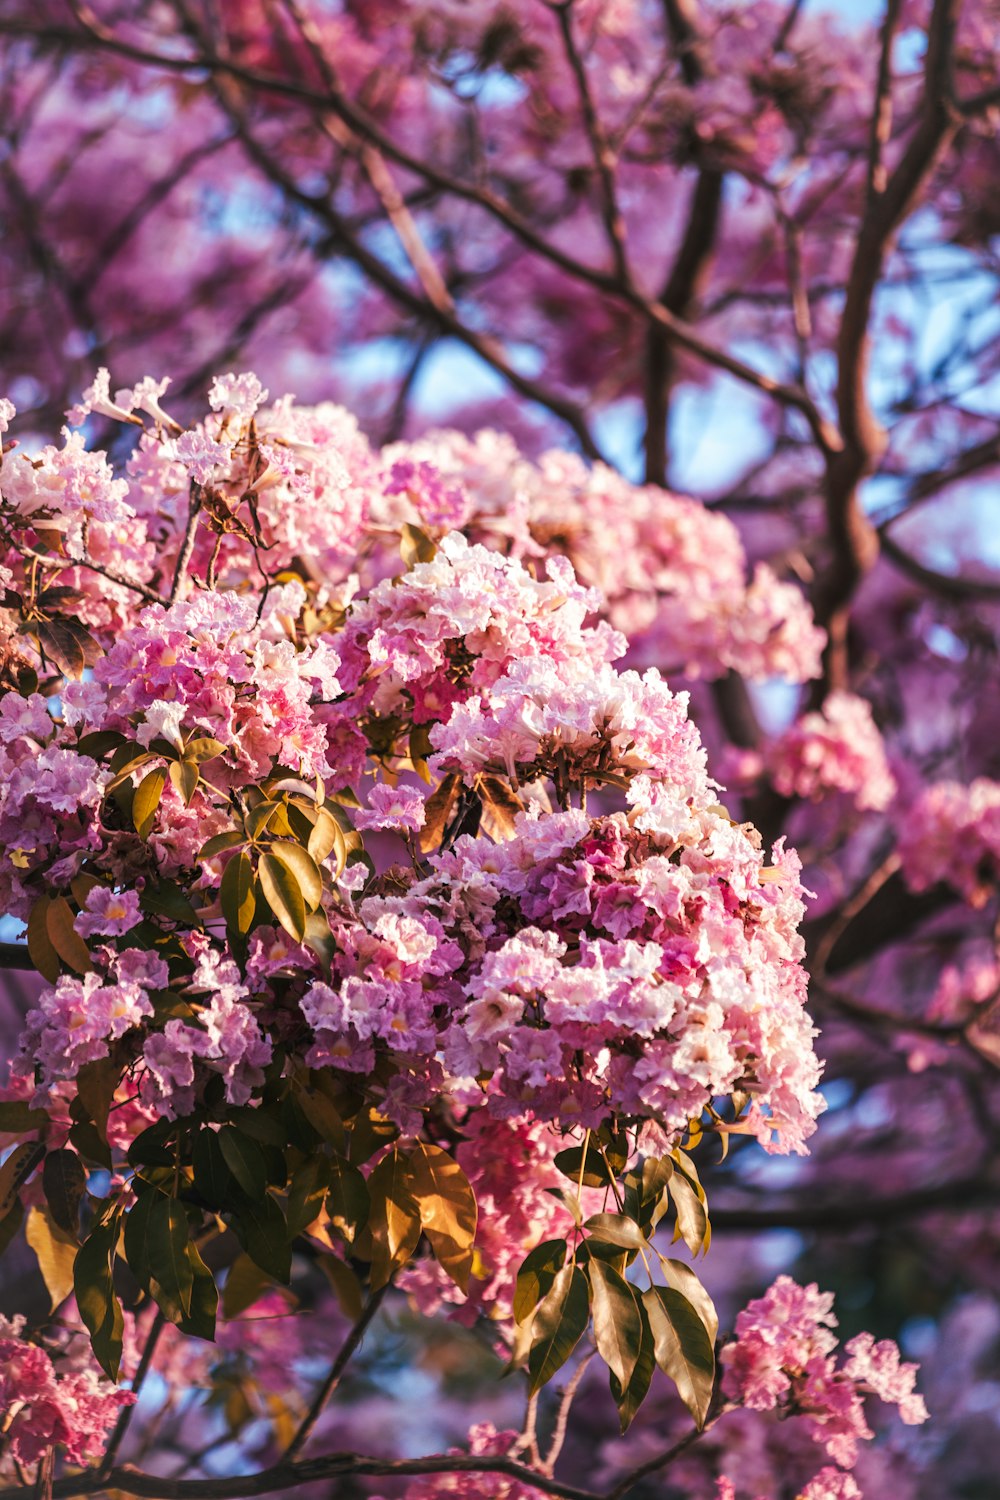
<box><xmin>0</xmin><ymin>2</ymin><xmax>998</xmax><ymax>1499</ymax></box>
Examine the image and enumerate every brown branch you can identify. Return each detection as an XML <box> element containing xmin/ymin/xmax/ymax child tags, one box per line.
<box><xmin>867</xmin><ymin>0</ymin><xmax>903</xmax><ymax>201</ymax></box>
<box><xmin>879</xmin><ymin>529</ymin><xmax>1000</xmax><ymax>600</ymax></box>
<box><xmin>606</xmin><ymin>1408</ymin><xmax>726</xmax><ymax>1500</ymax></box>
<box><xmin>710</xmin><ymin>1173</ymin><xmax>1000</xmax><ymax>1231</ymax></box>
<box><xmin>0</xmin><ymin>943</ymin><xmax>32</xmax><ymax>971</ymax></box>
<box><xmin>0</xmin><ymin>1454</ymin><xmax>603</xmax><ymax>1500</ymax></box>
<box><xmin>0</xmin><ymin>13</ymin><xmax>832</xmax><ymax>443</ymax></box>
<box><xmin>550</xmin><ymin>2</ymin><xmax>630</xmax><ymax>284</ymax></box>
<box><xmin>282</xmin><ymin>1285</ymin><xmax>388</xmax><ymax>1461</ymax></box>
<box><xmin>186</xmin><ymin>68</ymin><xmax>607</xmax><ymax>461</ymax></box>
<box><xmin>815</xmin><ymin>0</ymin><xmax>962</xmax><ymax>692</ymax></box>
<box><xmin>803</xmin><ymin>871</ymin><xmax>954</xmax><ymax>976</ymax></box>
<box><xmin>644</xmin><ymin>0</ymin><xmax>724</xmax><ymax>485</ymax></box>
<box><xmin>99</xmin><ymin>1311</ymin><xmax>166</xmax><ymax>1478</ymax></box>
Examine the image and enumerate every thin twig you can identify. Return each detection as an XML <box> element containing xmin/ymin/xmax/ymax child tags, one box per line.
<box><xmin>282</xmin><ymin>1284</ymin><xmax>388</xmax><ymax>1461</ymax></box>
<box><xmin>99</xmin><ymin>1311</ymin><xmax>167</xmax><ymax>1478</ymax></box>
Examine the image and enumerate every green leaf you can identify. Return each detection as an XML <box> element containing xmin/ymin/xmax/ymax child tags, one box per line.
<box><xmin>285</xmin><ymin>1156</ymin><xmax>330</xmax><ymax>1239</ymax></box>
<box><xmin>325</xmin><ymin>1153</ymin><xmax>369</xmax><ymax>1246</ymax></box>
<box><xmin>407</xmin><ymin>1141</ymin><xmax>478</xmax><ymax>1292</ymax></box>
<box><xmin>245</xmin><ymin>801</ymin><xmax>280</xmax><ymax>840</ymax></box>
<box><xmin>0</xmin><ymin>1199</ymin><xmax>24</xmax><ymax>1258</ymax></box>
<box><xmin>218</xmin><ymin>1127</ymin><xmax>268</xmax><ymax>1199</ymax></box>
<box><xmin>400</xmin><ymin>521</ymin><xmax>437</xmax><ymax>568</ymax></box>
<box><xmin>658</xmin><ymin>1258</ymin><xmax>719</xmax><ymax>1343</ymax></box>
<box><xmin>303</xmin><ymin>912</ymin><xmax>337</xmax><ymax>976</ymax></box>
<box><xmin>589</xmin><ymin>1259</ymin><xmax>644</xmax><ymax>1391</ymax></box>
<box><xmin>145</xmin><ymin>1197</ymin><xmax>195</xmax><ymax>1322</ymax></box>
<box><xmin>185</xmin><ymin>737</ymin><xmax>226</xmax><ymax>763</ymax></box>
<box><xmin>176</xmin><ymin>1239</ymin><xmax>218</xmax><ymax>1340</ymax></box>
<box><xmin>191</xmin><ymin>1128</ymin><xmax>236</xmax><ymax>1210</ymax></box>
<box><xmin>75</xmin><ymin>1056</ymin><xmax>120</xmax><ymax>1144</ymax></box>
<box><xmin>268</xmin><ymin>841</ymin><xmax>323</xmax><ymax>911</ymax></box>
<box><xmin>74</xmin><ymin>1217</ymin><xmax>123</xmax><ymax>1380</ymax></box>
<box><xmin>228</xmin><ymin>1191</ymin><xmax>291</xmax><ymax>1284</ymax></box>
<box><xmin>668</xmin><ymin>1173</ymin><xmax>710</xmax><ymax>1257</ymax></box>
<box><xmin>77</xmin><ymin>730</ymin><xmax>127</xmax><ymax>759</ymax></box>
<box><xmin>318</xmin><ymin>1255</ymin><xmax>363</xmax><ymax>1321</ymax></box>
<box><xmin>527</xmin><ymin>1264</ymin><xmax>590</xmax><ymax>1395</ymax></box>
<box><xmin>139</xmin><ymin>880</ymin><xmax>199</xmax><ymax>925</ymax></box>
<box><xmin>0</xmin><ymin>1100</ymin><xmax>48</xmax><ymax>1134</ymax></box>
<box><xmin>554</xmin><ymin>1144</ymin><xmax>620</xmax><ymax>1190</ymax></box>
<box><xmin>199</xmin><ymin>830</ymin><xmax>245</xmax><ymax>860</ymax></box>
<box><xmin>26</xmin><ymin>896</ymin><xmax>60</xmax><ymax>982</ymax></box>
<box><xmin>222</xmin><ymin>1253</ymin><xmax>275</xmax><ymax>1320</ymax></box>
<box><xmin>513</xmin><ymin>1238</ymin><xmax>567</xmax><ymax>1324</ymax></box>
<box><xmin>221</xmin><ymin>851</ymin><xmax>256</xmax><ymax>936</ymax></box>
<box><xmin>134</xmin><ymin>766</ymin><xmax>168</xmax><ymax>838</ymax></box>
<box><xmin>610</xmin><ymin>1300</ymin><xmax>655</xmax><ymax>1432</ymax></box>
<box><xmin>367</xmin><ymin>1149</ymin><xmax>421</xmax><ymax>1290</ymax></box>
<box><xmin>26</xmin><ymin>1206</ymin><xmax>77</xmax><ymax>1311</ymax></box>
<box><xmin>124</xmin><ymin>1188</ymin><xmax>193</xmax><ymax>1320</ymax></box>
<box><xmin>169</xmin><ymin>758</ymin><xmax>200</xmax><ymax>806</ymax></box>
<box><xmin>0</xmin><ymin>1141</ymin><xmax>46</xmax><ymax>1220</ymax></box>
<box><xmin>642</xmin><ymin>1285</ymin><xmax>716</xmax><ymax>1429</ymax></box>
<box><xmin>583</xmin><ymin>1212</ymin><xmax>648</xmax><ymax>1250</ymax></box>
<box><xmin>42</xmin><ymin>1149</ymin><xmax>86</xmax><ymax>1237</ymax></box>
<box><xmin>258</xmin><ymin>852</ymin><xmax>306</xmax><ymax>942</ymax></box>
<box><xmin>46</xmin><ymin>896</ymin><xmax>92</xmax><ymax>974</ymax></box>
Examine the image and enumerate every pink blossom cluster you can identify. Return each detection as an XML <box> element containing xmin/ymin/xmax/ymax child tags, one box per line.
<box><xmin>303</xmin><ymin>788</ymin><xmax>823</xmax><ymax>1153</ymax></box>
<box><xmin>401</xmin><ymin>1110</ymin><xmax>597</xmax><ymax>1325</ymax></box>
<box><xmin>768</xmin><ymin>693</ymin><xmax>897</xmax><ymax>812</ymax></box>
<box><xmin>0</xmin><ymin>1314</ymin><xmax>133</xmax><ymax>1466</ymax></box>
<box><xmin>0</xmin><ymin>378</ymin><xmax>825</xmax><ymax>1298</ymax></box>
<box><xmin>897</xmin><ymin>777</ymin><xmax>1000</xmax><ymax>905</ymax></box>
<box><xmin>0</xmin><ymin>379</ymin><xmax>824</xmax><ymax>690</ymax></box>
<box><xmin>722</xmin><ymin>1277</ymin><xmax>927</xmax><ymax>1494</ymax></box>
<box><xmin>0</xmin><ymin>374</ymin><xmax>828</xmax><ymax>1162</ymax></box>
<box><xmin>374</xmin><ymin>436</ymin><xmax>825</xmax><ymax>683</ymax></box>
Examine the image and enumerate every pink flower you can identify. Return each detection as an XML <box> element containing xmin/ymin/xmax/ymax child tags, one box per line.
<box><xmin>208</xmin><ymin>370</ymin><xmax>268</xmax><ymax>421</ymax></box>
<box><xmin>769</xmin><ymin>693</ymin><xmax>896</xmax><ymax>812</ymax></box>
<box><xmin>75</xmin><ymin>885</ymin><xmax>143</xmax><ymax>937</ymax></box>
<box><xmin>355</xmin><ymin>781</ymin><xmax>427</xmax><ymax>832</ymax></box>
<box><xmin>0</xmin><ymin>1315</ymin><xmax>133</xmax><ymax>1466</ymax></box>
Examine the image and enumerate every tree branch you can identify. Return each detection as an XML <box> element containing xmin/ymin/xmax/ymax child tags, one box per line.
<box><xmin>282</xmin><ymin>1285</ymin><xmax>387</xmax><ymax>1461</ymax></box>
<box><xmin>815</xmin><ymin>0</ymin><xmax>962</xmax><ymax>692</ymax></box>
<box><xmin>710</xmin><ymin>1173</ymin><xmax>1000</xmax><ymax>1231</ymax></box>
<box><xmin>550</xmin><ymin>2</ymin><xmax>630</xmax><ymax>284</ymax></box>
<box><xmin>0</xmin><ymin>11</ymin><xmax>833</xmax><ymax>445</ymax></box>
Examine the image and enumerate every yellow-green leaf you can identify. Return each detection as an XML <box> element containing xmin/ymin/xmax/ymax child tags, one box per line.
<box><xmin>527</xmin><ymin>1264</ymin><xmax>590</xmax><ymax>1395</ymax></box>
<box><xmin>169</xmin><ymin>758</ymin><xmax>200</xmax><ymax>806</ymax></box>
<box><xmin>268</xmin><ymin>841</ymin><xmax>323</xmax><ymax>911</ymax></box>
<box><xmin>26</xmin><ymin>896</ymin><xmax>60</xmax><ymax>982</ymax></box>
<box><xmin>642</xmin><ymin>1285</ymin><xmax>716</xmax><ymax>1429</ymax></box>
<box><xmin>307</xmin><ymin>808</ymin><xmax>344</xmax><ymax>868</ymax></box>
<box><xmin>407</xmin><ymin>1142</ymin><xmax>478</xmax><ymax>1293</ymax></box>
<box><xmin>26</xmin><ymin>1206</ymin><xmax>77</xmax><ymax>1311</ymax></box>
<box><xmin>258</xmin><ymin>852</ymin><xmax>306</xmax><ymax>942</ymax></box>
<box><xmin>221</xmin><ymin>851</ymin><xmax>256</xmax><ymax>936</ymax></box>
<box><xmin>46</xmin><ymin>896</ymin><xmax>92</xmax><ymax>974</ymax></box>
<box><xmin>400</xmin><ymin>522</ymin><xmax>437</xmax><ymax>568</ymax></box>
<box><xmin>0</xmin><ymin>1142</ymin><xmax>46</xmax><ymax>1220</ymax></box>
<box><xmin>589</xmin><ymin>1259</ymin><xmax>643</xmax><ymax>1392</ymax></box>
<box><xmin>185</xmin><ymin>737</ymin><xmax>226</xmax><ymax>763</ymax></box>
<box><xmin>367</xmin><ymin>1149</ymin><xmax>421</xmax><ymax>1290</ymax></box>
<box><xmin>134</xmin><ymin>765</ymin><xmax>168</xmax><ymax>837</ymax></box>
